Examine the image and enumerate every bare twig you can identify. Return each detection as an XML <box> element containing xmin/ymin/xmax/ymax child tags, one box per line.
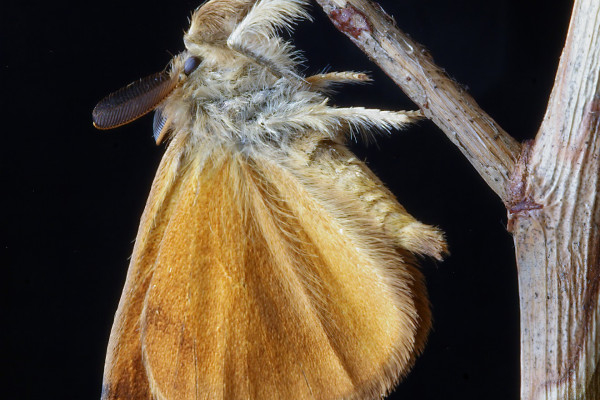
<box><xmin>315</xmin><ymin>0</ymin><xmax>600</xmax><ymax>399</ymax></box>
<box><xmin>511</xmin><ymin>0</ymin><xmax>600</xmax><ymax>397</ymax></box>
<box><xmin>315</xmin><ymin>0</ymin><xmax>521</xmax><ymax>203</ymax></box>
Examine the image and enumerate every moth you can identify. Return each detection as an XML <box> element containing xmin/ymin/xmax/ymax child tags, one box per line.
<box><xmin>93</xmin><ymin>0</ymin><xmax>447</xmax><ymax>398</ymax></box>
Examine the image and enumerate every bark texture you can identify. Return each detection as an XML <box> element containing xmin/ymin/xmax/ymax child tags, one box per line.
<box><xmin>315</xmin><ymin>0</ymin><xmax>600</xmax><ymax>398</ymax></box>
<box><xmin>513</xmin><ymin>0</ymin><xmax>600</xmax><ymax>397</ymax></box>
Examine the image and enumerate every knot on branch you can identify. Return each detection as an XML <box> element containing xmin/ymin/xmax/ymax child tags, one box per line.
<box><xmin>507</xmin><ymin>140</ymin><xmax>543</xmax><ymax>232</ymax></box>
<box><xmin>328</xmin><ymin>5</ymin><xmax>371</xmax><ymax>39</ymax></box>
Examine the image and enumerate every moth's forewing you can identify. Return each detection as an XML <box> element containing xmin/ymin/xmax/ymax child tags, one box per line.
<box><xmin>101</xmin><ymin>134</ymin><xmax>191</xmax><ymax>400</ymax></box>
<box><xmin>104</xmin><ymin>143</ymin><xmax>429</xmax><ymax>399</ymax></box>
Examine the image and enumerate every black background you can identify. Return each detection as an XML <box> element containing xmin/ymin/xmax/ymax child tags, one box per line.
<box><xmin>2</xmin><ymin>0</ymin><xmax>573</xmax><ymax>398</ymax></box>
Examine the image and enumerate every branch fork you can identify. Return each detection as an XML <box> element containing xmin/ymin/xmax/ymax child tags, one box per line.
<box><xmin>315</xmin><ymin>0</ymin><xmax>600</xmax><ymax>398</ymax></box>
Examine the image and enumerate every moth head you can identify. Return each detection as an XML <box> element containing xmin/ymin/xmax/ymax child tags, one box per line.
<box><xmin>92</xmin><ymin>52</ymin><xmax>202</xmax><ymax>143</ymax></box>
<box><xmin>92</xmin><ymin>0</ymin><xmax>253</xmax><ymax>141</ymax></box>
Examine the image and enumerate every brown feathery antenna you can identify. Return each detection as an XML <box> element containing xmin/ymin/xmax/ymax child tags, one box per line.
<box><xmin>93</xmin><ymin>71</ymin><xmax>179</xmax><ymax>130</ymax></box>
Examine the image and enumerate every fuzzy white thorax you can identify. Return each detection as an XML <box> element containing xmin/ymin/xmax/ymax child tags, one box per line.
<box><xmin>156</xmin><ymin>0</ymin><xmax>416</xmax><ymax>159</ymax></box>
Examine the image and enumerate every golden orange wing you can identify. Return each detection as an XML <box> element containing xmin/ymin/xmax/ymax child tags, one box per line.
<box><xmin>102</xmin><ymin>139</ymin><xmax>429</xmax><ymax>400</ymax></box>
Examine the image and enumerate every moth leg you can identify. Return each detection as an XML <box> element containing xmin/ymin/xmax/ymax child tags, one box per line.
<box><xmin>227</xmin><ymin>0</ymin><xmax>310</xmax><ymax>80</ymax></box>
<box><xmin>254</xmin><ymin>104</ymin><xmax>424</xmax><ymax>145</ymax></box>
<box><xmin>300</xmin><ymin>139</ymin><xmax>447</xmax><ymax>260</ymax></box>
<box><xmin>326</xmin><ymin>107</ymin><xmax>423</xmax><ymax>139</ymax></box>
<box><xmin>229</xmin><ymin>40</ymin><xmax>300</xmax><ymax>79</ymax></box>
<box><xmin>306</xmin><ymin>72</ymin><xmax>371</xmax><ymax>92</ymax></box>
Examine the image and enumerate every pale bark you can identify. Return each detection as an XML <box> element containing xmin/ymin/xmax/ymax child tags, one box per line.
<box><xmin>314</xmin><ymin>0</ymin><xmax>521</xmax><ymax>203</ymax></box>
<box><xmin>315</xmin><ymin>0</ymin><xmax>600</xmax><ymax>398</ymax></box>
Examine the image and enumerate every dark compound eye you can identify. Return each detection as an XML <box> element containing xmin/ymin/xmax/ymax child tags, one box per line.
<box><xmin>184</xmin><ymin>56</ymin><xmax>201</xmax><ymax>75</ymax></box>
